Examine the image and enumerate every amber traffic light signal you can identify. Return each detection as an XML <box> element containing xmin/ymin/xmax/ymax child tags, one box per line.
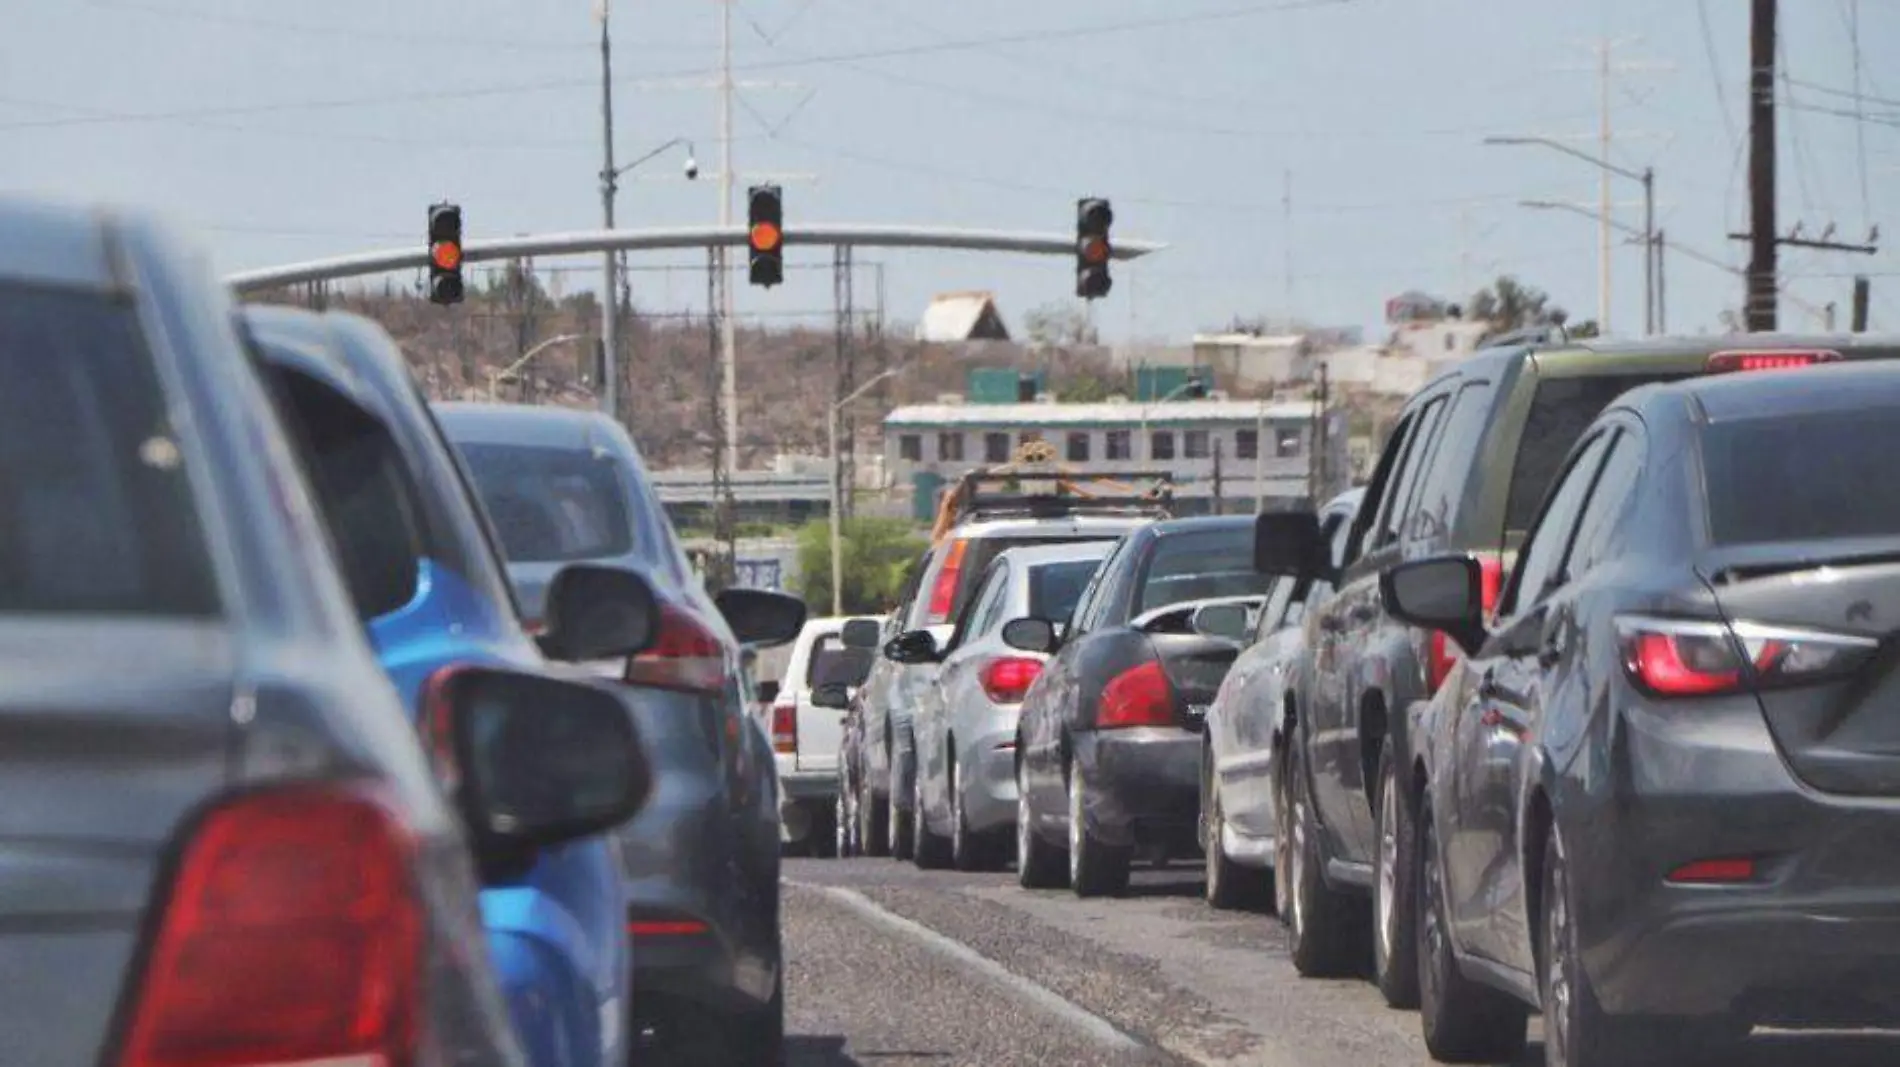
<box><xmin>748</xmin><ymin>185</ymin><xmax>783</xmax><ymax>288</ymax></box>
<box><xmin>427</xmin><ymin>202</ymin><xmax>463</xmax><ymax>306</ymax></box>
<box><xmin>1075</xmin><ymin>197</ymin><xmax>1113</xmax><ymax>300</ymax></box>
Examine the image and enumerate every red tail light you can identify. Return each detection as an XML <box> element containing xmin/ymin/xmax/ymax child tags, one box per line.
<box><xmin>1667</xmin><ymin>857</ymin><xmax>1758</xmax><ymax>884</ymax></box>
<box><xmin>1096</xmin><ymin>660</ymin><xmax>1175</xmax><ymax>729</ymax></box>
<box><xmin>117</xmin><ymin>783</ymin><xmax>421</xmax><ymax>1067</ymax></box>
<box><xmin>1615</xmin><ymin>615</ymin><xmax>1876</xmax><ymax>698</ymax></box>
<box><xmin>521</xmin><ymin>618</ymin><xmax>546</xmax><ymax>637</ymax></box>
<box><xmin>980</xmin><ymin>656</ymin><xmax>1044</xmax><ymax>704</ymax></box>
<box><xmin>771</xmin><ymin>701</ymin><xmax>798</xmax><ymax>754</ymax></box>
<box><xmin>1706</xmin><ymin>349</ymin><xmax>1841</xmax><ymax>374</ymax></box>
<box><xmin>625</xmin><ymin>603</ymin><xmax>729</xmax><ymax>695</ymax></box>
<box><xmin>627</xmin><ymin>919</ymin><xmax>709</xmax><ymax>936</ymax></box>
<box><xmin>1427</xmin><ymin>554</ymin><xmax>1505</xmax><ymax>692</ymax></box>
<box><xmin>925</xmin><ymin>539</ymin><xmax>968</xmax><ymax>624</ymax></box>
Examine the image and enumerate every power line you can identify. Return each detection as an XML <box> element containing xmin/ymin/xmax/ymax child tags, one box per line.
<box><xmin>1786</xmin><ymin>75</ymin><xmax>1900</xmax><ymax>112</ymax></box>
<box><xmin>1695</xmin><ymin>0</ymin><xmax>1740</xmax><ymax>150</ymax></box>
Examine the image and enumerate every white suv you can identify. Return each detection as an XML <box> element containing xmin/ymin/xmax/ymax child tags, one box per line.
<box><xmin>768</xmin><ymin>614</ymin><xmax>882</xmax><ymax>855</ymax></box>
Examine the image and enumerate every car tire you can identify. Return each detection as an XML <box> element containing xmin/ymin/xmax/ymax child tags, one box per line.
<box><xmin>726</xmin><ymin>972</ymin><xmax>786</xmax><ymax>1066</ymax></box>
<box><xmin>1204</xmin><ymin>757</ymin><xmax>1272</xmax><ymax>911</ymax></box>
<box><xmin>859</xmin><ymin>776</ymin><xmax>889</xmax><ymax>859</ymax></box>
<box><xmin>834</xmin><ymin>788</ymin><xmax>855</xmax><ymax>859</ymax></box>
<box><xmin>912</xmin><ymin>757</ymin><xmax>952</xmax><ymax>869</ymax></box>
<box><xmin>809</xmin><ymin>802</ymin><xmax>839</xmax><ymax>860</ymax></box>
<box><xmin>1272</xmin><ymin>742</ymin><xmax>1293</xmax><ymax>922</ymax></box>
<box><xmin>1372</xmin><ymin>741</ymin><xmax>1420</xmax><ymax>1009</ymax></box>
<box><xmin>888</xmin><ymin>738</ymin><xmax>915</xmax><ymax>862</ymax></box>
<box><xmin>1284</xmin><ymin>742</ymin><xmax>1369</xmax><ymax>977</ymax></box>
<box><xmin>1016</xmin><ymin>757</ymin><xmax>1066</xmax><ymax>888</ymax></box>
<box><xmin>951</xmin><ymin>754</ymin><xmax>1002</xmax><ymax>872</ymax></box>
<box><xmin>1541</xmin><ymin>827</ymin><xmax>1674</xmax><ymax>1067</ymax></box>
<box><xmin>1068</xmin><ymin>760</ymin><xmax>1130</xmax><ymax>898</ymax></box>
<box><xmin>1417</xmin><ymin>797</ymin><xmax>1528</xmax><ymax>1063</ymax></box>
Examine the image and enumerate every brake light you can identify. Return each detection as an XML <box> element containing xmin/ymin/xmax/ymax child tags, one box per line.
<box><xmin>980</xmin><ymin>656</ymin><xmax>1044</xmax><ymax>704</ymax></box>
<box><xmin>625</xmin><ymin>604</ymin><xmax>729</xmax><ymax>695</ymax></box>
<box><xmin>117</xmin><ymin>783</ymin><xmax>421</xmax><ymax>1067</ymax></box>
<box><xmin>1667</xmin><ymin>857</ymin><xmax>1758</xmax><ymax>884</ymax></box>
<box><xmin>925</xmin><ymin>539</ymin><xmax>968</xmax><ymax>624</ymax></box>
<box><xmin>1615</xmin><ymin>615</ymin><xmax>1877</xmax><ymax>697</ymax></box>
<box><xmin>771</xmin><ymin>701</ymin><xmax>797</xmax><ymax>753</ymax></box>
<box><xmin>1426</xmin><ymin>554</ymin><xmax>1506</xmax><ymax>692</ymax></box>
<box><xmin>627</xmin><ymin>919</ymin><xmax>709</xmax><ymax>936</ymax></box>
<box><xmin>1096</xmin><ymin>660</ymin><xmax>1175</xmax><ymax>729</ymax></box>
<box><xmin>1706</xmin><ymin>349</ymin><xmax>1841</xmax><ymax>374</ymax></box>
<box><xmin>521</xmin><ymin>618</ymin><xmax>545</xmax><ymax>637</ymax></box>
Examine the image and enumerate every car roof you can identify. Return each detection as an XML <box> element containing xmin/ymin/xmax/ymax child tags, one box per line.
<box><xmin>951</xmin><ymin>513</ymin><xmax>1152</xmax><ymax>538</ymax></box>
<box><xmin>434</xmin><ymin>401</ymin><xmax>624</xmax><ymax>450</ymax></box>
<box><xmin>990</xmin><ymin>540</ymin><xmax>1116</xmax><ymax>570</ymax></box>
<box><xmin>0</xmin><ymin>196</ymin><xmax>127</xmax><ymax>291</ymax></box>
<box><xmin>1418</xmin><ymin>333</ymin><xmax>1900</xmax><ymax>396</ymax></box>
<box><xmin>1634</xmin><ymin>361</ymin><xmax>1900</xmax><ymax>426</ymax></box>
<box><xmin>1148</xmin><ymin>514</ymin><xmax>1259</xmax><ymax>537</ymax></box>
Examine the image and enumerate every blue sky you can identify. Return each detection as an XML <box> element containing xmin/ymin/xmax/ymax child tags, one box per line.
<box><xmin>5</xmin><ymin>0</ymin><xmax>1895</xmax><ymax>341</ymax></box>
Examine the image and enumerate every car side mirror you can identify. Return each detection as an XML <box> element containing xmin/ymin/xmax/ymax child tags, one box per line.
<box><xmin>755</xmin><ymin>679</ymin><xmax>781</xmax><ymax>705</ymax></box>
<box><xmin>537</xmin><ymin>564</ymin><xmax>660</xmax><ymax>663</ymax></box>
<box><xmin>883</xmin><ymin>628</ymin><xmax>942</xmax><ymax>664</ymax></box>
<box><xmin>1000</xmin><ymin>617</ymin><xmax>1061</xmax><ymax>655</ymax></box>
<box><xmin>427</xmin><ymin>665</ymin><xmax>651</xmax><ymax>873</ymax></box>
<box><xmin>1380</xmin><ymin>555</ymin><xmax>1487</xmax><ymax>657</ymax></box>
<box><xmin>840</xmin><ymin>618</ymin><xmax>883</xmax><ymax>649</ymax></box>
<box><xmin>1256</xmin><ymin>509</ymin><xmax>1332</xmax><ymax>581</ymax></box>
<box><xmin>810</xmin><ymin>682</ymin><xmax>851</xmax><ymax>710</ymax></box>
<box><xmin>1191</xmin><ymin>603</ymin><xmax>1253</xmax><ymax>643</ymax></box>
<box><xmin>716</xmin><ymin>587</ymin><xmax>807</xmax><ymax>647</ymax></box>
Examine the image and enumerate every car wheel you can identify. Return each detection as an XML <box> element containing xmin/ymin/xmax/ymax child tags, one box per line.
<box><xmin>951</xmin><ymin>754</ymin><xmax>1000</xmax><ymax>872</ymax></box>
<box><xmin>834</xmin><ymin>788</ymin><xmax>854</xmax><ymax>859</ymax></box>
<box><xmin>1372</xmin><ymin>741</ymin><xmax>1420</xmax><ymax>1009</ymax></box>
<box><xmin>858</xmin><ymin>776</ymin><xmax>889</xmax><ymax>859</ymax></box>
<box><xmin>1272</xmin><ymin>744</ymin><xmax>1293</xmax><ymax>921</ymax></box>
<box><xmin>1284</xmin><ymin>742</ymin><xmax>1370</xmax><ymax>977</ymax></box>
<box><xmin>1417</xmin><ymin>796</ymin><xmax>1528</xmax><ymax>1063</ymax></box>
<box><xmin>912</xmin><ymin>754</ymin><xmax>952</xmax><ymax>869</ymax></box>
<box><xmin>1016</xmin><ymin>756</ymin><xmax>1066</xmax><ymax>888</ymax></box>
<box><xmin>1541</xmin><ymin>826</ymin><xmax>1676</xmax><ymax>1067</ymax></box>
<box><xmin>732</xmin><ymin>974</ymin><xmax>785</xmax><ymax>1066</ymax></box>
<box><xmin>1068</xmin><ymin>760</ymin><xmax>1130</xmax><ymax>898</ymax></box>
<box><xmin>1204</xmin><ymin>758</ymin><xmax>1272</xmax><ymax>911</ymax></box>
<box><xmin>888</xmin><ymin>738</ymin><xmax>915</xmax><ymax>861</ymax></box>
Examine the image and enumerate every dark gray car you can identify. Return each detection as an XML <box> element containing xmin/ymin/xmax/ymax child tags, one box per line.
<box><xmin>0</xmin><ymin>198</ymin><xmax>651</xmax><ymax>1066</ymax></box>
<box><xmin>435</xmin><ymin>402</ymin><xmax>806</xmax><ymax>1065</ymax></box>
<box><xmin>1385</xmin><ymin>358</ymin><xmax>1900</xmax><ymax>1066</ymax></box>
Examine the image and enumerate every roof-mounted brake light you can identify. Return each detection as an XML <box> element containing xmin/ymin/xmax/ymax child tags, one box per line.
<box><xmin>1706</xmin><ymin>349</ymin><xmax>1842</xmax><ymax>374</ymax></box>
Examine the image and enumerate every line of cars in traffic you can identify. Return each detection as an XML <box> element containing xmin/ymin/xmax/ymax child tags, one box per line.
<box><xmin>7</xmin><ymin>197</ymin><xmax>802</xmax><ymax>1067</ymax></box>
<box><xmin>778</xmin><ymin>331</ymin><xmax>1900</xmax><ymax>1066</ymax></box>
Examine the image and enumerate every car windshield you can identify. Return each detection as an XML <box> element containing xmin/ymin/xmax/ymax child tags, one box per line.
<box><xmin>1028</xmin><ymin>558</ymin><xmax>1101</xmax><ymax>620</ymax></box>
<box><xmin>1137</xmin><ymin>528</ymin><xmax>1267</xmax><ymax>614</ymax></box>
<box><xmin>1702</xmin><ymin>408</ymin><xmax>1900</xmax><ymax>545</ymax></box>
<box><xmin>0</xmin><ymin>285</ymin><xmax>219</xmax><ymax>617</ymax></box>
<box><xmin>454</xmin><ymin>441</ymin><xmax>635</xmax><ymax>563</ymax></box>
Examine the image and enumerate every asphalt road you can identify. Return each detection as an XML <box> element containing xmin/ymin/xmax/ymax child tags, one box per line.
<box><xmin>781</xmin><ymin>856</ymin><xmax>1900</xmax><ymax>1067</ymax></box>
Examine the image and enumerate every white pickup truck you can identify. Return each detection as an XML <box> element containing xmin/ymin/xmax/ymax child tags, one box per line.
<box><xmin>767</xmin><ymin>614</ymin><xmax>882</xmax><ymax>856</ymax></box>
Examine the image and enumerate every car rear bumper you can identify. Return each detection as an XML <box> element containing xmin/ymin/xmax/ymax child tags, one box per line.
<box><xmin>777</xmin><ymin>769</ymin><xmax>837</xmax><ymax>803</ymax></box>
<box><xmin>1073</xmin><ymin>726</ymin><xmax>1201</xmax><ymax>852</ymax></box>
<box><xmin>1571</xmin><ymin>703</ymin><xmax>1900</xmax><ymax>1026</ymax></box>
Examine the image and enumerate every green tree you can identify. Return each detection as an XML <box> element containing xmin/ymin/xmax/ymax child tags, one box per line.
<box><xmin>795</xmin><ymin>517</ymin><xmax>929</xmax><ymax>615</ymax></box>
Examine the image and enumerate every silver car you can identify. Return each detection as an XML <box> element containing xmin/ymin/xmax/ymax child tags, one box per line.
<box><xmin>909</xmin><ymin>541</ymin><xmax>1116</xmax><ymax>870</ymax></box>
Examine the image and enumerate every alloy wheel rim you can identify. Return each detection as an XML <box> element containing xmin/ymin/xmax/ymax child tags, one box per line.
<box><xmin>1548</xmin><ymin>854</ymin><xmax>1574</xmax><ymax>1065</ymax></box>
<box><xmin>836</xmin><ymin>792</ymin><xmax>848</xmax><ymax>855</ymax></box>
<box><xmin>1205</xmin><ymin>792</ymin><xmax>1222</xmax><ymax>895</ymax></box>
<box><xmin>1289</xmin><ymin>788</ymin><xmax>1307</xmax><ymax>937</ymax></box>
<box><xmin>1422</xmin><ymin>819</ymin><xmax>1447</xmax><ymax>1009</ymax></box>
<box><xmin>913</xmin><ymin>764</ymin><xmax>927</xmax><ymax>849</ymax></box>
<box><xmin>1377</xmin><ymin>775</ymin><xmax>1398</xmax><ymax>964</ymax></box>
<box><xmin>1017</xmin><ymin>764</ymin><xmax>1032</xmax><ymax>868</ymax></box>
<box><xmin>951</xmin><ymin>760</ymin><xmax>965</xmax><ymax>860</ymax></box>
<box><xmin>1068</xmin><ymin>772</ymin><xmax>1083</xmax><ymax>884</ymax></box>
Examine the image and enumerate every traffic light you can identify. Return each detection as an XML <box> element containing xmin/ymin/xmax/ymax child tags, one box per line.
<box><xmin>427</xmin><ymin>202</ymin><xmax>463</xmax><ymax>306</ymax></box>
<box><xmin>747</xmin><ymin>185</ymin><xmax>783</xmax><ymax>288</ymax></box>
<box><xmin>1076</xmin><ymin>197</ymin><xmax>1113</xmax><ymax>300</ymax></box>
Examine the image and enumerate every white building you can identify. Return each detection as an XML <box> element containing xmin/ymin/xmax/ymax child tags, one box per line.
<box><xmin>882</xmin><ymin>397</ymin><xmax>1350</xmax><ymax>515</ymax></box>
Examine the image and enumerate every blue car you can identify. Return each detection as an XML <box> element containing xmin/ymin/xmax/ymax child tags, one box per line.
<box><xmin>242</xmin><ymin>306</ymin><xmax>636</xmax><ymax>1067</ymax></box>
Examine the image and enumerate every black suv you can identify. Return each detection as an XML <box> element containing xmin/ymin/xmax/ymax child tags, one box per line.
<box><xmin>1255</xmin><ymin>336</ymin><xmax>1900</xmax><ymax>1005</ymax></box>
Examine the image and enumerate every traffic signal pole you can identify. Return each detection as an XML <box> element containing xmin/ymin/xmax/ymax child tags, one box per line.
<box><xmin>597</xmin><ymin>2</ymin><xmax>620</xmax><ymax>420</ymax></box>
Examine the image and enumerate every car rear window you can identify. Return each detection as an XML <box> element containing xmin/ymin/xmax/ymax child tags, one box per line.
<box><xmin>1137</xmin><ymin>527</ymin><xmax>1269</xmax><ymax>614</ymax></box>
<box><xmin>455</xmin><ymin>442</ymin><xmax>635</xmax><ymax>563</ymax></box>
<box><xmin>0</xmin><ymin>285</ymin><xmax>219</xmax><ymax>617</ymax></box>
<box><xmin>951</xmin><ymin>534</ymin><xmax>1120</xmax><ymax>620</ymax></box>
<box><xmin>806</xmin><ymin>633</ymin><xmax>872</xmax><ymax>690</ymax></box>
<box><xmin>1504</xmin><ymin>373</ymin><xmax>1688</xmax><ymax>536</ymax></box>
<box><xmin>1702</xmin><ymin>408</ymin><xmax>1900</xmax><ymax>545</ymax></box>
<box><xmin>1028</xmin><ymin>559</ymin><xmax>1101</xmax><ymax>620</ymax></box>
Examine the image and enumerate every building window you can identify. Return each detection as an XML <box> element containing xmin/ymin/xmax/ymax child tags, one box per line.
<box><xmin>1066</xmin><ymin>432</ymin><xmax>1091</xmax><ymax>462</ymax></box>
<box><xmin>984</xmin><ymin>432</ymin><xmax>1011</xmax><ymax>462</ymax></box>
<box><xmin>898</xmin><ymin>434</ymin><xmax>923</xmax><ymax>461</ymax></box>
<box><xmin>1276</xmin><ymin>427</ymin><xmax>1303</xmax><ymax>458</ymax></box>
<box><xmin>938</xmin><ymin>432</ymin><xmax>965</xmax><ymax>462</ymax></box>
<box><xmin>1184</xmin><ymin>430</ymin><xmax>1211</xmax><ymax>459</ymax></box>
<box><xmin>1235</xmin><ymin>428</ymin><xmax>1259</xmax><ymax>460</ymax></box>
<box><xmin>1151</xmin><ymin>431</ymin><xmax>1176</xmax><ymax>461</ymax></box>
<box><xmin>1106</xmin><ymin>430</ymin><xmax>1132</xmax><ymax>460</ymax></box>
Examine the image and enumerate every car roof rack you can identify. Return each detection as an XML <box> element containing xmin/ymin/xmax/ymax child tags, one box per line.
<box><xmin>928</xmin><ymin>442</ymin><xmax>1175</xmax><ymax>544</ymax></box>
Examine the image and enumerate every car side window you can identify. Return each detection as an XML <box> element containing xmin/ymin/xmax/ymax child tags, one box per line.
<box><xmin>1069</xmin><ymin>536</ymin><xmax>1130</xmax><ymax>634</ymax></box>
<box><xmin>966</xmin><ymin>562</ymin><xmax>1011</xmax><ymax>640</ymax></box>
<box><xmin>1342</xmin><ymin>413</ymin><xmax>1417</xmax><ymax>566</ymax></box>
<box><xmin>890</xmin><ymin>550</ymin><xmax>934</xmax><ymax>633</ymax></box>
<box><xmin>1567</xmin><ymin>427</ymin><xmax>1644</xmax><ymax>575</ymax></box>
<box><xmin>1408</xmin><ymin>381</ymin><xmax>1492</xmax><ymax>544</ymax></box>
<box><xmin>1498</xmin><ymin>430</ymin><xmax>1614</xmax><ymax>618</ymax></box>
<box><xmin>1375</xmin><ymin>395</ymin><xmax>1448</xmax><ymax>549</ymax></box>
<box><xmin>1254</xmin><ymin>576</ymin><xmax>1293</xmax><ymax>642</ymax></box>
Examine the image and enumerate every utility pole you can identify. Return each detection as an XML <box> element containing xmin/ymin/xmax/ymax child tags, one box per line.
<box><xmin>1211</xmin><ymin>439</ymin><xmax>1224</xmax><ymax>516</ymax></box>
<box><xmin>1853</xmin><ymin>277</ymin><xmax>1872</xmax><ymax>333</ymax></box>
<box><xmin>597</xmin><ymin>1</ymin><xmax>620</xmax><ymax>420</ymax></box>
<box><xmin>1654</xmin><ymin>228</ymin><xmax>1668</xmax><ymax>333</ymax></box>
<box><xmin>716</xmin><ymin>0</ymin><xmax>739</xmax><ymax>563</ymax></box>
<box><xmin>1745</xmin><ymin>0</ymin><xmax>1778</xmax><ymax>332</ymax></box>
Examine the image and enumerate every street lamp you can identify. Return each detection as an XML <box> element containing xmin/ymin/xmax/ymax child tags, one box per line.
<box><xmin>1484</xmin><ymin>135</ymin><xmax>1657</xmax><ymax>336</ymax></box>
<box><xmin>598</xmin><ymin>131</ymin><xmax>699</xmax><ymax>423</ymax></box>
<box><xmin>829</xmin><ymin>367</ymin><xmax>901</xmax><ymax>616</ymax></box>
<box><xmin>488</xmin><ymin>333</ymin><xmax>584</xmax><ymax>401</ymax></box>
<box><xmin>1138</xmin><ymin>378</ymin><xmax>1206</xmax><ymax>461</ymax></box>
<box><xmin>1519</xmin><ymin>200</ymin><xmax>1667</xmax><ymax>333</ymax></box>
